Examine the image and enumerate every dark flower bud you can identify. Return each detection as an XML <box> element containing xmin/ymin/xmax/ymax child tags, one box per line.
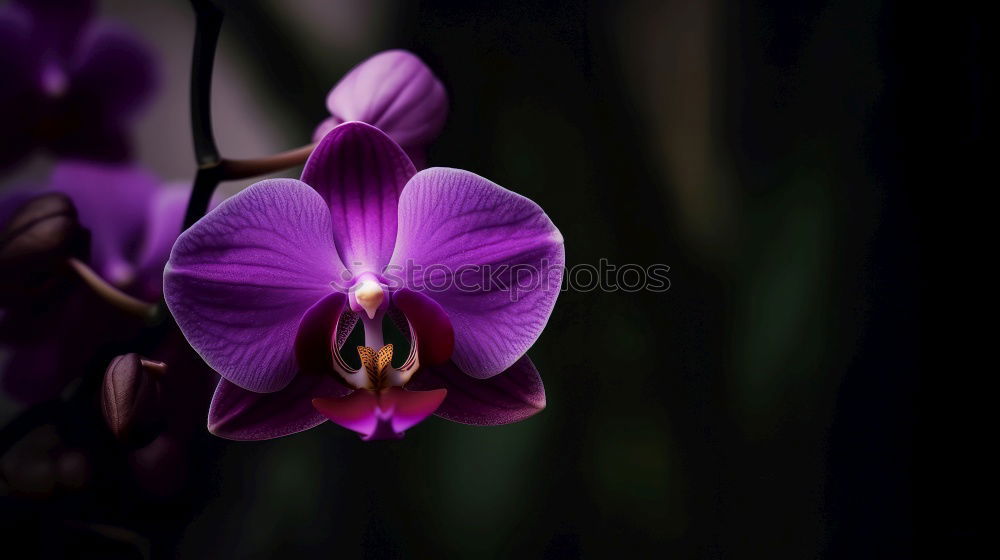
<box><xmin>101</xmin><ymin>353</ymin><xmax>167</xmax><ymax>448</ymax></box>
<box><xmin>0</xmin><ymin>193</ymin><xmax>88</xmax><ymax>301</ymax></box>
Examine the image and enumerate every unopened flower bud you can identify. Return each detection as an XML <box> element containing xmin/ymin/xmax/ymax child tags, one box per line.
<box><xmin>100</xmin><ymin>353</ymin><xmax>167</xmax><ymax>448</ymax></box>
<box><xmin>0</xmin><ymin>193</ymin><xmax>87</xmax><ymax>301</ymax></box>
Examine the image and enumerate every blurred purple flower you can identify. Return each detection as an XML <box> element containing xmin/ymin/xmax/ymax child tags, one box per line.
<box><xmin>165</xmin><ymin>121</ymin><xmax>562</xmax><ymax>440</ymax></box>
<box><xmin>0</xmin><ymin>161</ymin><xmax>188</xmax><ymax>403</ymax></box>
<box><xmin>313</xmin><ymin>50</ymin><xmax>448</xmax><ymax>168</ymax></box>
<box><xmin>0</xmin><ymin>0</ymin><xmax>157</xmax><ymax>171</ymax></box>
<box><xmin>42</xmin><ymin>162</ymin><xmax>189</xmax><ymax>301</ymax></box>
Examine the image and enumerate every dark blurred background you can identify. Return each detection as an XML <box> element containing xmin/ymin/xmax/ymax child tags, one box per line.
<box><xmin>1</xmin><ymin>0</ymin><xmax>987</xmax><ymax>558</ymax></box>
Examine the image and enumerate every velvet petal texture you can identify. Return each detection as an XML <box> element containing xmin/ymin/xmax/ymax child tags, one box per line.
<box><xmin>295</xmin><ymin>291</ymin><xmax>349</xmax><ymax>376</ymax></box>
<box><xmin>379</xmin><ymin>387</ymin><xmax>449</xmax><ymax>432</ymax></box>
<box><xmin>209</xmin><ymin>376</ymin><xmax>350</xmax><ymax>441</ymax></box>
<box><xmin>391</xmin><ymin>288</ymin><xmax>454</xmax><ymax>366</ymax></box>
<box><xmin>301</xmin><ymin>121</ymin><xmax>415</xmax><ymax>277</ymax></box>
<box><xmin>164</xmin><ymin>179</ymin><xmax>347</xmax><ymax>393</ymax></box>
<box><xmin>312</xmin><ymin>387</ymin><xmax>448</xmax><ymax>440</ymax></box>
<box><xmin>319</xmin><ymin>50</ymin><xmax>447</xmax><ymax>165</ymax></box>
<box><xmin>389</xmin><ymin>167</ymin><xmax>565</xmax><ymax>378</ymax></box>
<box><xmin>312</xmin><ymin>117</ymin><xmax>338</xmax><ymax>146</ymax></box>
<box><xmin>312</xmin><ymin>391</ymin><xmax>383</xmax><ymax>437</ymax></box>
<box><xmin>407</xmin><ymin>356</ymin><xmax>546</xmax><ymax>425</ymax></box>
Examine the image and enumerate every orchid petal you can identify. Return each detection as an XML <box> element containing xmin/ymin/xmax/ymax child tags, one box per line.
<box><xmin>407</xmin><ymin>356</ymin><xmax>545</xmax><ymax>425</ymax></box>
<box><xmin>209</xmin><ymin>376</ymin><xmax>349</xmax><ymax>441</ymax></box>
<box><xmin>390</xmin><ymin>288</ymin><xmax>453</xmax><ymax>366</ymax></box>
<box><xmin>312</xmin><ymin>387</ymin><xmax>447</xmax><ymax>439</ymax></box>
<box><xmin>73</xmin><ymin>22</ymin><xmax>158</xmax><ymax>122</ymax></box>
<box><xmin>301</xmin><ymin>121</ymin><xmax>415</xmax><ymax>276</ymax></box>
<box><xmin>312</xmin><ymin>390</ymin><xmax>380</xmax><ymax>436</ymax></box>
<box><xmin>380</xmin><ymin>386</ymin><xmax>448</xmax><ymax>433</ymax></box>
<box><xmin>390</xmin><ymin>168</ymin><xmax>564</xmax><ymax>378</ymax></box>
<box><xmin>325</xmin><ymin>50</ymin><xmax>447</xmax><ymax>158</ymax></box>
<box><xmin>295</xmin><ymin>291</ymin><xmax>349</xmax><ymax>376</ymax></box>
<box><xmin>311</xmin><ymin>115</ymin><xmax>340</xmax><ymax>143</ymax></box>
<box><xmin>164</xmin><ymin>179</ymin><xmax>347</xmax><ymax>393</ymax></box>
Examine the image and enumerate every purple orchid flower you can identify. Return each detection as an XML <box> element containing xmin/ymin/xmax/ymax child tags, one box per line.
<box><xmin>165</xmin><ymin>121</ymin><xmax>563</xmax><ymax>441</ymax></box>
<box><xmin>0</xmin><ymin>0</ymin><xmax>157</xmax><ymax>171</ymax></box>
<box><xmin>1</xmin><ymin>161</ymin><xmax>188</xmax><ymax>403</ymax></box>
<box><xmin>313</xmin><ymin>50</ymin><xmax>448</xmax><ymax>169</ymax></box>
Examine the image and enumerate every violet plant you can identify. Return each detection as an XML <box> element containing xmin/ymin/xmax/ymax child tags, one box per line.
<box><xmin>0</xmin><ymin>0</ymin><xmax>562</xmax><ymax>455</ymax></box>
<box><xmin>167</xmin><ymin>122</ymin><xmax>563</xmax><ymax>440</ymax></box>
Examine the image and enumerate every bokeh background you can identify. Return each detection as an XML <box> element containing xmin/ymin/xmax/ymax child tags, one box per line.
<box><xmin>1</xmin><ymin>0</ymin><xmax>985</xmax><ymax>558</ymax></box>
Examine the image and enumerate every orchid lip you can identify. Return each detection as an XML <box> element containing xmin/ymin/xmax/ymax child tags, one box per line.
<box><xmin>336</xmin><ymin>274</ymin><xmax>425</xmax><ymax>388</ymax></box>
<box><xmin>311</xmin><ymin>386</ymin><xmax>448</xmax><ymax>441</ymax></box>
<box><xmin>295</xmin><ymin>288</ymin><xmax>426</xmax><ymax>391</ymax></box>
<box><xmin>331</xmin><ymin>313</ymin><xmax>420</xmax><ymax>391</ymax></box>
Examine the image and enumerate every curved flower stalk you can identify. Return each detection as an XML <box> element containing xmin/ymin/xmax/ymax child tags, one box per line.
<box><xmin>0</xmin><ymin>162</ymin><xmax>191</xmax><ymax>403</ymax></box>
<box><xmin>0</xmin><ymin>0</ymin><xmax>157</xmax><ymax>171</ymax></box>
<box><xmin>165</xmin><ymin>121</ymin><xmax>563</xmax><ymax>440</ymax></box>
<box><xmin>314</xmin><ymin>50</ymin><xmax>448</xmax><ymax>168</ymax></box>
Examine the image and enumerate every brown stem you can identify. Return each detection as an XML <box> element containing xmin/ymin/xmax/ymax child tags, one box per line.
<box><xmin>219</xmin><ymin>142</ymin><xmax>317</xmax><ymax>180</ymax></box>
<box><xmin>67</xmin><ymin>258</ymin><xmax>157</xmax><ymax>320</ymax></box>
